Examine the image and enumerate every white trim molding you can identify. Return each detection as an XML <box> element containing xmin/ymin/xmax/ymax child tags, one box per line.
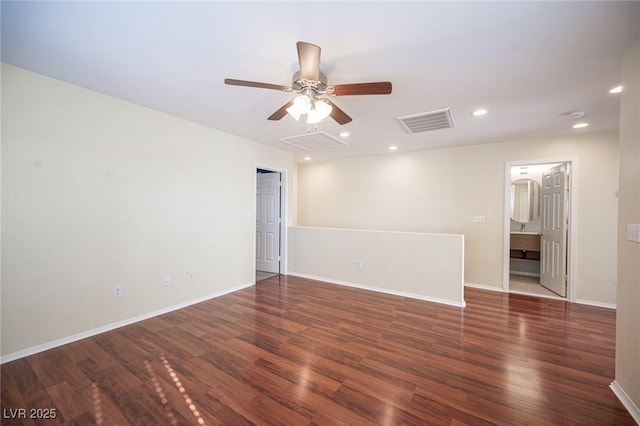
<box><xmin>467</xmin><ymin>282</ymin><xmax>617</xmax><ymax>306</ymax></box>
<box><xmin>575</xmin><ymin>299</ymin><xmax>616</xmax><ymax>309</ymax></box>
<box><xmin>610</xmin><ymin>380</ymin><xmax>640</xmax><ymax>423</ymax></box>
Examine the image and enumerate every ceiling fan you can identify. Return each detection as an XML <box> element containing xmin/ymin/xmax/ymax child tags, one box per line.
<box><xmin>224</xmin><ymin>41</ymin><xmax>392</xmax><ymax>125</ymax></box>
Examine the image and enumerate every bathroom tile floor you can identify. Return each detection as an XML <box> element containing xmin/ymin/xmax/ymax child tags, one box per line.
<box><xmin>256</xmin><ymin>270</ymin><xmax>279</xmax><ymax>282</ymax></box>
<box><xmin>509</xmin><ymin>274</ymin><xmax>564</xmax><ymax>299</ymax></box>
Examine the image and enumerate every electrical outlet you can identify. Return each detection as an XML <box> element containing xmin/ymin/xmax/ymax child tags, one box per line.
<box><xmin>164</xmin><ymin>276</ymin><xmax>171</xmax><ymax>286</ymax></box>
<box><xmin>627</xmin><ymin>224</ymin><xmax>640</xmax><ymax>243</ymax></box>
<box><xmin>356</xmin><ymin>260</ymin><xmax>363</xmax><ymax>270</ymax></box>
<box><xmin>187</xmin><ymin>272</ymin><xmax>193</xmax><ymax>282</ymax></box>
<box><xmin>113</xmin><ymin>286</ymin><xmax>122</xmax><ymax>298</ymax></box>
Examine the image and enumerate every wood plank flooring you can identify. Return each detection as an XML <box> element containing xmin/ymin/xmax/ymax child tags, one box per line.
<box><xmin>1</xmin><ymin>275</ymin><xmax>634</xmax><ymax>425</ymax></box>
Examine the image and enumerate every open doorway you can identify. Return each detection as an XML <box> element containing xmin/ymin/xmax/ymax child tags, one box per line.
<box><xmin>503</xmin><ymin>159</ymin><xmax>577</xmax><ymax>300</ymax></box>
<box><xmin>255</xmin><ymin>167</ymin><xmax>285</xmax><ymax>282</ymax></box>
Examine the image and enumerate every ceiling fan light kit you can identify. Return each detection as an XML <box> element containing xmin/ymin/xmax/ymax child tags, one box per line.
<box><xmin>286</xmin><ymin>95</ymin><xmax>311</xmax><ymax>121</ymax></box>
<box><xmin>306</xmin><ymin>99</ymin><xmax>333</xmax><ymax>124</ymax></box>
<box><xmin>285</xmin><ymin>92</ymin><xmax>333</xmax><ymax>124</ymax></box>
<box><xmin>225</xmin><ymin>41</ymin><xmax>392</xmax><ymax>125</ymax></box>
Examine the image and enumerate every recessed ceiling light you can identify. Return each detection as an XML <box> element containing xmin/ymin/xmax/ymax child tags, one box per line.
<box><xmin>573</xmin><ymin>122</ymin><xmax>589</xmax><ymax>129</ymax></box>
<box><xmin>339</xmin><ymin>131</ymin><xmax>350</xmax><ymax>138</ymax></box>
<box><xmin>472</xmin><ymin>109</ymin><xmax>488</xmax><ymax>116</ymax></box>
<box><xmin>609</xmin><ymin>86</ymin><xmax>623</xmax><ymax>94</ymax></box>
<box><xmin>303</xmin><ymin>156</ymin><xmax>311</xmax><ymax>161</ymax></box>
<box><xmin>388</xmin><ymin>146</ymin><xmax>398</xmax><ymax>151</ymax></box>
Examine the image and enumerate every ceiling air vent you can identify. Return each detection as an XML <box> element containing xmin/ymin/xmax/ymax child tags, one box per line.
<box><xmin>278</xmin><ymin>131</ymin><xmax>348</xmax><ymax>151</ymax></box>
<box><xmin>397</xmin><ymin>108</ymin><xmax>455</xmax><ymax>133</ymax></box>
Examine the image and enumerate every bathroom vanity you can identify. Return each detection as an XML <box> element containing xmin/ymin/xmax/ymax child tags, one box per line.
<box><xmin>510</xmin><ymin>232</ymin><xmax>541</xmax><ymax>264</ymax></box>
<box><xmin>510</xmin><ymin>232</ymin><xmax>540</xmax><ymax>252</ymax></box>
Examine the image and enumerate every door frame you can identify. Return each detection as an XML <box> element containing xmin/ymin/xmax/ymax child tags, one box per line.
<box><xmin>253</xmin><ymin>163</ymin><xmax>288</xmax><ymax>281</ymax></box>
<box><xmin>502</xmin><ymin>157</ymin><xmax>579</xmax><ymax>301</ymax></box>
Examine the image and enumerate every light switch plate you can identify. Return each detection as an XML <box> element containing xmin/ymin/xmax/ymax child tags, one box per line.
<box><xmin>473</xmin><ymin>216</ymin><xmax>486</xmax><ymax>223</ymax></box>
<box><xmin>627</xmin><ymin>224</ymin><xmax>640</xmax><ymax>243</ymax></box>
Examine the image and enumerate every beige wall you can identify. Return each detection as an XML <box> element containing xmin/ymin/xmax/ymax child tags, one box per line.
<box><xmin>297</xmin><ymin>130</ymin><xmax>619</xmax><ymax>305</ymax></box>
<box><xmin>1</xmin><ymin>64</ymin><xmax>295</xmax><ymax>358</ymax></box>
<box><xmin>614</xmin><ymin>38</ymin><xmax>640</xmax><ymax>418</ymax></box>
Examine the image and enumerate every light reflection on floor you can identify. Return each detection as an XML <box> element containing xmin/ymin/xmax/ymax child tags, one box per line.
<box><xmin>91</xmin><ymin>383</ymin><xmax>103</xmax><ymax>425</ymax></box>
<box><xmin>144</xmin><ymin>359</ymin><xmax>178</xmax><ymax>425</ymax></box>
<box><xmin>161</xmin><ymin>354</ymin><xmax>207</xmax><ymax>425</ymax></box>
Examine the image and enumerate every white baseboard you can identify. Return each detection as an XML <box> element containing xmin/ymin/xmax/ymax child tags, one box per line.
<box><xmin>287</xmin><ymin>272</ymin><xmax>466</xmax><ymax>308</ymax></box>
<box><xmin>465</xmin><ymin>282</ymin><xmax>617</xmax><ymax>309</ymax></box>
<box><xmin>575</xmin><ymin>299</ymin><xmax>616</xmax><ymax>309</ymax></box>
<box><xmin>610</xmin><ymin>380</ymin><xmax>640</xmax><ymax>423</ymax></box>
<box><xmin>0</xmin><ymin>282</ymin><xmax>255</xmax><ymax>364</ymax></box>
<box><xmin>464</xmin><ymin>282</ymin><xmax>504</xmax><ymax>292</ymax></box>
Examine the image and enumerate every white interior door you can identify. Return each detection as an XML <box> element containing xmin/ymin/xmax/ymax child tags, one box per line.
<box><xmin>256</xmin><ymin>171</ymin><xmax>280</xmax><ymax>273</ymax></box>
<box><xmin>540</xmin><ymin>164</ymin><xmax>568</xmax><ymax>296</ymax></box>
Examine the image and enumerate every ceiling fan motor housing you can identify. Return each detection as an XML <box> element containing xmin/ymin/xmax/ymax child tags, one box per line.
<box><xmin>292</xmin><ymin>71</ymin><xmax>328</xmax><ymax>93</ymax></box>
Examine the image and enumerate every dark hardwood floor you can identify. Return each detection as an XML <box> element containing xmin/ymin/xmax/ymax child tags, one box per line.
<box><xmin>1</xmin><ymin>275</ymin><xmax>634</xmax><ymax>425</ymax></box>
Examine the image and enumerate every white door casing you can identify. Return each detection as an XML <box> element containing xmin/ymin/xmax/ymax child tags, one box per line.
<box><xmin>256</xmin><ymin>172</ymin><xmax>281</xmax><ymax>273</ymax></box>
<box><xmin>540</xmin><ymin>164</ymin><xmax>568</xmax><ymax>296</ymax></box>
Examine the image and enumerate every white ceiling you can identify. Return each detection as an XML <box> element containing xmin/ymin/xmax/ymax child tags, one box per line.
<box><xmin>2</xmin><ymin>1</ymin><xmax>640</xmax><ymax>163</ymax></box>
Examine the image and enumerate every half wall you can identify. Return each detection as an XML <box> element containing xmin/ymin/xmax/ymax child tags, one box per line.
<box><xmin>288</xmin><ymin>226</ymin><xmax>465</xmax><ymax>307</ymax></box>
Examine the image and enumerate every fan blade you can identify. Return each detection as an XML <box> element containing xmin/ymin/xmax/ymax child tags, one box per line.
<box><xmin>332</xmin><ymin>81</ymin><xmax>392</xmax><ymax>96</ymax></box>
<box><xmin>297</xmin><ymin>41</ymin><xmax>321</xmax><ymax>81</ymax></box>
<box><xmin>224</xmin><ymin>78</ymin><xmax>288</xmax><ymax>91</ymax></box>
<box><xmin>268</xmin><ymin>101</ymin><xmax>293</xmax><ymax>121</ymax></box>
<box><xmin>325</xmin><ymin>99</ymin><xmax>352</xmax><ymax>125</ymax></box>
